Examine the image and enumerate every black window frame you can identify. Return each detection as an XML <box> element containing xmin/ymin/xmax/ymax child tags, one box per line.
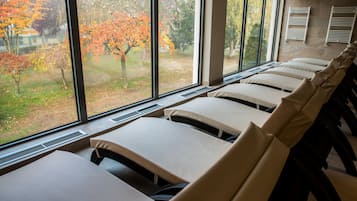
<box><xmin>0</xmin><ymin>0</ymin><xmax>205</xmax><ymax>150</ymax></box>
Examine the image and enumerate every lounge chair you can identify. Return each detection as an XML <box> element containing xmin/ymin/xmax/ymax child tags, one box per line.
<box><xmin>240</xmin><ymin>73</ymin><xmax>302</xmax><ymax>92</ymax></box>
<box><xmin>207</xmin><ymin>83</ymin><xmax>290</xmax><ymax>109</ymax></box>
<box><xmin>290</xmin><ymin>57</ymin><xmax>330</xmax><ymax>66</ymax></box>
<box><xmin>0</xmin><ymin>150</ymin><xmax>152</xmax><ymax>201</ymax></box>
<box><xmin>91</xmin><ymin>117</ymin><xmax>231</xmax><ymax>183</ymax></box>
<box><xmin>260</xmin><ymin>66</ymin><xmax>315</xmax><ymax>79</ymax></box>
<box><xmin>278</xmin><ymin>61</ymin><xmax>326</xmax><ymax>72</ymax></box>
<box><xmin>165</xmin><ymin>79</ymin><xmax>315</xmax><ymax>137</ymax></box>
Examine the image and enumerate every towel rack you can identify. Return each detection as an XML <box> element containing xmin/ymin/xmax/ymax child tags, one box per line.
<box><xmin>285</xmin><ymin>6</ymin><xmax>311</xmax><ymax>43</ymax></box>
<box><xmin>325</xmin><ymin>6</ymin><xmax>357</xmax><ymax>45</ymax></box>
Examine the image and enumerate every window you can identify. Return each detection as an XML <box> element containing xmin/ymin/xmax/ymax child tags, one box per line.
<box><xmin>260</xmin><ymin>0</ymin><xmax>277</xmax><ymax>63</ymax></box>
<box><xmin>0</xmin><ymin>0</ymin><xmax>77</xmax><ymax>145</ymax></box>
<box><xmin>0</xmin><ymin>0</ymin><xmax>203</xmax><ymax>147</ymax></box>
<box><xmin>158</xmin><ymin>0</ymin><xmax>201</xmax><ymax>94</ymax></box>
<box><xmin>77</xmin><ymin>0</ymin><xmax>152</xmax><ymax>116</ymax></box>
<box><xmin>223</xmin><ymin>0</ymin><xmax>280</xmax><ymax>74</ymax></box>
<box><xmin>223</xmin><ymin>0</ymin><xmax>244</xmax><ymax>75</ymax></box>
<box><xmin>242</xmin><ymin>0</ymin><xmax>263</xmax><ymax>70</ymax></box>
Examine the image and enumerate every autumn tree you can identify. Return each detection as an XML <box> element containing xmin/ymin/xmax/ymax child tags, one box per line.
<box><xmin>0</xmin><ymin>0</ymin><xmax>44</xmax><ymax>54</ymax></box>
<box><xmin>29</xmin><ymin>44</ymin><xmax>70</xmax><ymax>89</ymax></box>
<box><xmin>0</xmin><ymin>52</ymin><xmax>30</xmax><ymax>95</ymax></box>
<box><xmin>83</xmin><ymin>12</ymin><xmax>173</xmax><ymax>88</ymax></box>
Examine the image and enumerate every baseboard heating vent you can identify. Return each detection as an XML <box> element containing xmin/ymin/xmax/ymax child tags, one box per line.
<box><xmin>112</xmin><ymin>104</ymin><xmax>162</xmax><ymax>123</ymax></box>
<box><xmin>138</xmin><ymin>104</ymin><xmax>162</xmax><ymax>114</ymax></box>
<box><xmin>225</xmin><ymin>75</ymin><xmax>243</xmax><ymax>82</ymax></box>
<box><xmin>0</xmin><ymin>130</ymin><xmax>86</xmax><ymax>167</ymax></box>
<box><xmin>43</xmin><ymin>131</ymin><xmax>86</xmax><ymax>147</ymax></box>
<box><xmin>248</xmin><ymin>67</ymin><xmax>262</xmax><ymax>73</ymax></box>
<box><xmin>0</xmin><ymin>145</ymin><xmax>44</xmax><ymax>165</ymax></box>
<box><xmin>181</xmin><ymin>87</ymin><xmax>210</xmax><ymax>98</ymax></box>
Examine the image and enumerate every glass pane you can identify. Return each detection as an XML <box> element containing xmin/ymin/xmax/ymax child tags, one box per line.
<box><xmin>77</xmin><ymin>0</ymin><xmax>152</xmax><ymax>116</ymax></box>
<box><xmin>0</xmin><ymin>0</ymin><xmax>77</xmax><ymax>145</ymax></box>
<box><xmin>242</xmin><ymin>0</ymin><xmax>263</xmax><ymax>70</ymax></box>
<box><xmin>260</xmin><ymin>0</ymin><xmax>274</xmax><ymax>63</ymax></box>
<box><xmin>223</xmin><ymin>0</ymin><xmax>244</xmax><ymax>75</ymax></box>
<box><xmin>158</xmin><ymin>0</ymin><xmax>200</xmax><ymax>95</ymax></box>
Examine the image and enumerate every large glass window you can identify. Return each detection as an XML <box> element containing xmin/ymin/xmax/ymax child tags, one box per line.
<box><xmin>242</xmin><ymin>0</ymin><xmax>263</xmax><ymax>70</ymax></box>
<box><xmin>223</xmin><ymin>0</ymin><xmax>280</xmax><ymax>74</ymax></box>
<box><xmin>260</xmin><ymin>0</ymin><xmax>275</xmax><ymax>62</ymax></box>
<box><xmin>77</xmin><ymin>0</ymin><xmax>152</xmax><ymax>116</ymax></box>
<box><xmin>0</xmin><ymin>0</ymin><xmax>77</xmax><ymax>145</ymax></box>
<box><xmin>223</xmin><ymin>0</ymin><xmax>244</xmax><ymax>75</ymax></box>
<box><xmin>0</xmin><ymin>0</ymin><xmax>203</xmax><ymax>147</ymax></box>
<box><xmin>158</xmin><ymin>0</ymin><xmax>201</xmax><ymax>94</ymax></box>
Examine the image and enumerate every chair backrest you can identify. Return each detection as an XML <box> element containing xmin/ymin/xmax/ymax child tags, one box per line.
<box><xmin>311</xmin><ymin>60</ymin><xmax>338</xmax><ymax>86</ymax></box>
<box><xmin>262</xmin><ymin>79</ymin><xmax>316</xmax><ymax>138</ymax></box>
<box><xmin>274</xmin><ymin>65</ymin><xmax>346</xmax><ymax>147</ymax></box>
<box><xmin>171</xmin><ymin>123</ymin><xmax>289</xmax><ymax>201</ymax></box>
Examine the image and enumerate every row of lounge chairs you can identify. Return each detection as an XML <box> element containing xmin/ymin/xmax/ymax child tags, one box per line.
<box><xmin>1</xmin><ymin>41</ymin><xmax>357</xmax><ymax>201</ymax></box>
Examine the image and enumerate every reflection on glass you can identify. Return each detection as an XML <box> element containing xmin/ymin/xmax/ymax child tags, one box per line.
<box><xmin>242</xmin><ymin>0</ymin><xmax>263</xmax><ymax>70</ymax></box>
<box><xmin>77</xmin><ymin>0</ymin><xmax>152</xmax><ymax>116</ymax></box>
<box><xmin>158</xmin><ymin>0</ymin><xmax>200</xmax><ymax>94</ymax></box>
<box><xmin>223</xmin><ymin>0</ymin><xmax>244</xmax><ymax>75</ymax></box>
<box><xmin>0</xmin><ymin>0</ymin><xmax>77</xmax><ymax>145</ymax></box>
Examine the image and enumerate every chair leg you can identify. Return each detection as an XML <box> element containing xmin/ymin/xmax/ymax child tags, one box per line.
<box><xmin>90</xmin><ymin>149</ymin><xmax>104</xmax><ymax>165</ymax></box>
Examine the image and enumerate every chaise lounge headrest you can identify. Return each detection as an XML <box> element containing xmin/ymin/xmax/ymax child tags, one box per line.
<box><xmin>262</xmin><ymin>79</ymin><xmax>316</xmax><ymax>139</ymax></box>
<box><xmin>273</xmin><ymin>67</ymin><xmax>345</xmax><ymax>147</ymax></box>
<box><xmin>172</xmin><ymin>123</ymin><xmax>289</xmax><ymax>201</ymax></box>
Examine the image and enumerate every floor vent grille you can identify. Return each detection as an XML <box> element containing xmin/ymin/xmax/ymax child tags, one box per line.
<box><xmin>248</xmin><ymin>67</ymin><xmax>262</xmax><ymax>73</ymax></box>
<box><xmin>112</xmin><ymin>104</ymin><xmax>162</xmax><ymax>123</ymax></box>
<box><xmin>181</xmin><ymin>87</ymin><xmax>210</xmax><ymax>98</ymax></box>
<box><xmin>0</xmin><ymin>130</ymin><xmax>86</xmax><ymax>167</ymax></box>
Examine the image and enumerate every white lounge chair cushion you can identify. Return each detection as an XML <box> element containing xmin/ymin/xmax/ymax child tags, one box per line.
<box><xmin>291</xmin><ymin>58</ymin><xmax>329</xmax><ymax>66</ymax></box>
<box><xmin>261</xmin><ymin>67</ymin><xmax>315</xmax><ymax>79</ymax></box>
<box><xmin>241</xmin><ymin>74</ymin><xmax>302</xmax><ymax>92</ymax></box>
<box><xmin>324</xmin><ymin>169</ymin><xmax>357</xmax><ymax>201</ymax></box>
<box><xmin>207</xmin><ymin>83</ymin><xmax>289</xmax><ymax>108</ymax></box>
<box><xmin>262</xmin><ymin>79</ymin><xmax>316</xmax><ymax>145</ymax></box>
<box><xmin>91</xmin><ymin>117</ymin><xmax>231</xmax><ymax>183</ymax></box>
<box><xmin>164</xmin><ymin>97</ymin><xmax>270</xmax><ymax>136</ymax></box>
<box><xmin>279</xmin><ymin>61</ymin><xmax>325</xmax><ymax>72</ymax></box>
<box><xmin>0</xmin><ymin>151</ymin><xmax>152</xmax><ymax>201</ymax></box>
<box><xmin>172</xmin><ymin>123</ymin><xmax>289</xmax><ymax>201</ymax></box>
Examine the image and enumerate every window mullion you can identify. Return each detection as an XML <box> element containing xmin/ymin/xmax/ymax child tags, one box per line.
<box><xmin>65</xmin><ymin>0</ymin><xmax>88</xmax><ymax>123</ymax></box>
<box><xmin>151</xmin><ymin>0</ymin><xmax>159</xmax><ymax>99</ymax></box>
<box><xmin>238</xmin><ymin>0</ymin><xmax>249</xmax><ymax>72</ymax></box>
<box><xmin>257</xmin><ymin>0</ymin><xmax>267</xmax><ymax>64</ymax></box>
<box><xmin>271</xmin><ymin>0</ymin><xmax>281</xmax><ymax>61</ymax></box>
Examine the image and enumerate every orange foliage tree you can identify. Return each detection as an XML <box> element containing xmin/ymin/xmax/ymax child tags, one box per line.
<box><xmin>0</xmin><ymin>0</ymin><xmax>44</xmax><ymax>54</ymax></box>
<box><xmin>82</xmin><ymin>12</ymin><xmax>174</xmax><ymax>88</ymax></box>
<box><xmin>0</xmin><ymin>52</ymin><xmax>30</xmax><ymax>95</ymax></box>
<box><xmin>29</xmin><ymin>43</ymin><xmax>71</xmax><ymax>89</ymax></box>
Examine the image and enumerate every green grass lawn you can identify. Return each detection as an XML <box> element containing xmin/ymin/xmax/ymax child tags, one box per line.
<box><xmin>0</xmin><ymin>50</ymin><xmax>194</xmax><ymax>145</ymax></box>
